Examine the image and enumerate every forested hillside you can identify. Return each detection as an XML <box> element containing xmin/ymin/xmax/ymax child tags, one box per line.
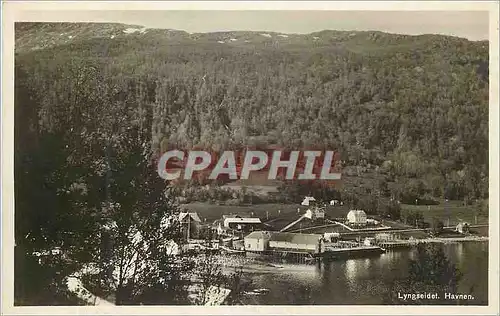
<box><xmin>15</xmin><ymin>22</ymin><xmax>489</xmax><ymax>205</ymax></box>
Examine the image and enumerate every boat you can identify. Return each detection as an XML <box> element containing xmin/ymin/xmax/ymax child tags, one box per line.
<box><xmin>265</xmin><ymin>263</ymin><xmax>284</xmax><ymax>269</ymax></box>
<box><xmin>321</xmin><ymin>245</ymin><xmax>386</xmax><ymax>260</ymax></box>
<box><xmin>252</xmin><ymin>288</ymin><xmax>270</xmax><ymax>295</ymax></box>
<box><xmin>244</xmin><ymin>288</ymin><xmax>270</xmax><ymax>296</ymax></box>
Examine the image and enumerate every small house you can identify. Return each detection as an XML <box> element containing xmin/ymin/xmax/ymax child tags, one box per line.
<box><xmin>347</xmin><ymin>210</ymin><xmax>367</xmax><ymax>225</ymax></box>
<box><xmin>366</xmin><ymin>218</ymin><xmax>379</xmax><ymax>225</ymax></box>
<box><xmin>301</xmin><ymin>196</ymin><xmax>317</xmax><ymax>206</ymax></box>
<box><xmin>323</xmin><ymin>232</ymin><xmax>340</xmax><ymax>243</ymax></box>
<box><xmin>304</xmin><ymin>207</ymin><xmax>325</xmax><ymax>220</ymax></box>
<box><xmin>456</xmin><ymin>222</ymin><xmax>470</xmax><ymax>234</ymax></box>
<box><xmin>330</xmin><ymin>199</ymin><xmax>340</xmax><ymax>206</ymax></box>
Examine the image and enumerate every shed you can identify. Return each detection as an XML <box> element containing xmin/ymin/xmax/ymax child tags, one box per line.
<box><xmin>363</xmin><ymin>237</ymin><xmax>376</xmax><ymax>246</ymax></box>
<box><xmin>330</xmin><ymin>199</ymin><xmax>340</xmax><ymax>206</ymax></box>
<box><xmin>304</xmin><ymin>207</ymin><xmax>325</xmax><ymax>220</ymax></box>
<box><xmin>456</xmin><ymin>222</ymin><xmax>470</xmax><ymax>234</ymax></box>
<box><xmin>301</xmin><ymin>196</ymin><xmax>317</xmax><ymax>206</ymax></box>
<box><xmin>375</xmin><ymin>233</ymin><xmax>395</xmax><ymax>241</ymax></box>
<box><xmin>323</xmin><ymin>232</ymin><xmax>340</xmax><ymax>242</ymax></box>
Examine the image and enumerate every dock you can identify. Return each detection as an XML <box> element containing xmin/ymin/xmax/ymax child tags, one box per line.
<box><xmin>245</xmin><ymin>245</ymin><xmax>386</xmax><ymax>264</ymax></box>
<box><xmin>377</xmin><ymin>236</ymin><xmax>488</xmax><ymax>249</ymax></box>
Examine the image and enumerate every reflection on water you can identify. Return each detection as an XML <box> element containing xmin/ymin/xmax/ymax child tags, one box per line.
<box><xmin>344</xmin><ymin>259</ymin><xmax>371</xmax><ymax>282</ymax></box>
<box><xmin>247</xmin><ymin>242</ymin><xmax>488</xmax><ymax>305</ymax></box>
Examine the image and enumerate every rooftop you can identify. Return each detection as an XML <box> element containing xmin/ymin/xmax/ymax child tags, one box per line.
<box><xmin>224</xmin><ymin>217</ymin><xmax>262</xmax><ymax>224</ymax></box>
<box><xmin>348</xmin><ymin>210</ymin><xmax>366</xmax><ymax>215</ymax></box>
<box><xmin>270</xmin><ymin>232</ymin><xmax>322</xmax><ymax>245</ymax></box>
<box><xmin>244</xmin><ymin>231</ymin><xmax>273</xmax><ymax>239</ymax></box>
<box><xmin>179</xmin><ymin>212</ymin><xmax>201</xmax><ymax>222</ymax></box>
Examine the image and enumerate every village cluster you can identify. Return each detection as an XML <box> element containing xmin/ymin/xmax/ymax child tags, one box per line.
<box><xmin>168</xmin><ymin>196</ymin><xmax>449</xmax><ymax>262</ymax></box>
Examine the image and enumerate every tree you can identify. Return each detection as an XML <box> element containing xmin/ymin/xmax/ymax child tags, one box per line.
<box><xmin>405</xmin><ymin>211</ymin><xmax>426</xmax><ymax>228</ymax></box>
<box><xmin>431</xmin><ymin>218</ymin><xmax>444</xmax><ymax>236</ymax></box>
<box><xmin>386</xmin><ymin>244</ymin><xmax>463</xmax><ymax>304</ymax></box>
<box><xmin>380</xmin><ymin>200</ymin><xmax>401</xmax><ymax>220</ymax></box>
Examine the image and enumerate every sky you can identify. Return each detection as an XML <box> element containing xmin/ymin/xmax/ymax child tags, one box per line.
<box><xmin>16</xmin><ymin>10</ymin><xmax>490</xmax><ymax>41</ymax></box>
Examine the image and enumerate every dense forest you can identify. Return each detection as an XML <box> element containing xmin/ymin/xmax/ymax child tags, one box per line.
<box><xmin>14</xmin><ymin>22</ymin><xmax>489</xmax><ymax>304</ymax></box>
<box><xmin>16</xmin><ymin>22</ymin><xmax>489</xmax><ymax>200</ymax></box>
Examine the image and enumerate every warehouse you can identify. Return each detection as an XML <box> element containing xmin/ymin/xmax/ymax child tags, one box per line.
<box><xmin>268</xmin><ymin>232</ymin><xmax>323</xmax><ymax>253</ymax></box>
<box><xmin>244</xmin><ymin>231</ymin><xmax>323</xmax><ymax>254</ymax></box>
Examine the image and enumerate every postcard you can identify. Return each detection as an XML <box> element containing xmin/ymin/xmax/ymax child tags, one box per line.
<box><xmin>1</xmin><ymin>1</ymin><xmax>499</xmax><ymax>315</ymax></box>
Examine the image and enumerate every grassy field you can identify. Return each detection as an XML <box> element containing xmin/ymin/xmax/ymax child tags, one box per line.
<box><xmin>181</xmin><ymin>202</ymin><xmax>351</xmax><ymax>226</ymax></box>
<box><xmin>400</xmin><ymin>200</ymin><xmax>488</xmax><ymax>226</ymax></box>
<box><xmin>181</xmin><ymin>198</ymin><xmax>489</xmax><ymax>239</ymax></box>
<box><xmin>181</xmin><ymin>202</ymin><xmax>302</xmax><ymax>223</ymax></box>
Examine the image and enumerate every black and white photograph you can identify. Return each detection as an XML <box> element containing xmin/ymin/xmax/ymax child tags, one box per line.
<box><xmin>1</xmin><ymin>1</ymin><xmax>499</xmax><ymax>314</ymax></box>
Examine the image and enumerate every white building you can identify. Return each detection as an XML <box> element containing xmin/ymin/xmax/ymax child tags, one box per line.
<box><xmin>244</xmin><ymin>231</ymin><xmax>273</xmax><ymax>252</ymax></box>
<box><xmin>323</xmin><ymin>232</ymin><xmax>340</xmax><ymax>242</ymax></box>
<box><xmin>223</xmin><ymin>217</ymin><xmax>262</xmax><ymax>230</ymax></box>
<box><xmin>330</xmin><ymin>199</ymin><xmax>340</xmax><ymax>206</ymax></box>
<box><xmin>301</xmin><ymin>196</ymin><xmax>317</xmax><ymax>206</ymax></box>
<box><xmin>366</xmin><ymin>218</ymin><xmax>379</xmax><ymax>225</ymax></box>
<box><xmin>363</xmin><ymin>237</ymin><xmax>376</xmax><ymax>246</ymax></box>
<box><xmin>456</xmin><ymin>222</ymin><xmax>470</xmax><ymax>234</ymax></box>
<box><xmin>304</xmin><ymin>207</ymin><xmax>325</xmax><ymax>220</ymax></box>
<box><xmin>375</xmin><ymin>233</ymin><xmax>395</xmax><ymax>241</ymax></box>
<box><xmin>347</xmin><ymin>210</ymin><xmax>367</xmax><ymax>225</ymax></box>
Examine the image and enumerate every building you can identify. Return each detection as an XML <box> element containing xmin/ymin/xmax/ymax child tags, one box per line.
<box><xmin>244</xmin><ymin>231</ymin><xmax>323</xmax><ymax>253</ymax></box>
<box><xmin>223</xmin><ymin>216</ymin><xmax>262</xmax><ymax>232</ymax></box>
<box><xmin>269</xmin><ymin>232</ymin><xmax>323</xmax><ymax>253</ymax></box>
<box><xmin>363</xmin><ymin>237</ymin><xmax>376</xmax><ymax>246</ymax></box>
<box><xmin>323</xmin><ymin>232</ymin><xmax>340</xmax><ymax>243</ymax></box>
<box><xmin>301</xmin><ymin>196</ymin><xmax>317</xmax><ymax>206</ymax></box>
<box><xmin>456</xmin><ymin>222</ymin><xmax>470</xmax><ymax>234</ymax></box>
<box><xmin>366</xmin><ymin>218</ymin><xmax>379</xmax><ymax>225</ymax></box>
<box><xmin>304</xmin><ymin>207</ymin><xmax>325</xmax><ymax>220</ymax></box>
<box><xmin>330</xmin><ymin>199</ymin><xmax>340</xmax><ymax>206</ymax></box>
<box><xmin>375</xmin><ymin>233</ymin><xmax>395</xmax><ymax>242</ymax></box>
<box><xmin>347</xmin><ymin>210</ymin><xmax>367</xmax><ymax>225</ymax></box>
<box><xmin>244</xmin><ymin>231</ymin><xmax>273</xmax><ymax>252</ymax></box>
<box><xmin>179</xmin><ymin>212</ymin><xmax>202</xmax><ymax>239</ymax></box>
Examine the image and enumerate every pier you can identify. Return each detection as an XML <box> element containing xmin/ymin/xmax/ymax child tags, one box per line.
<box><xmin>378</xmin><ymin>236</ymin><xmax>488</xmax><ymax>249</ymax></box>
<box><xmin>246</xmin><ymin>249</ymin><xmax>316</xmax><ymax>264</ymax></box>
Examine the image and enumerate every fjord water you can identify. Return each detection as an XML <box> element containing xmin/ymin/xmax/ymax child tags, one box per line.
<box><xmin>246</xmin><ymin>242</ymin><xmax>488</xmax><ymax>305</ymax></box>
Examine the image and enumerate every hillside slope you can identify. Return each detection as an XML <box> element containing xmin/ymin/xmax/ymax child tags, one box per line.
<box><xmin>15</xmin><ymin>23</ymin><xmax>489</xmax><ymax>203</ymax></box>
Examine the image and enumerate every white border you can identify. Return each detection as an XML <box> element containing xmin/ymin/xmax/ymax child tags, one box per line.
<box><xmin>2</xmin><ymin>1</ymin><xmax>499</xmax><ymax>315</ymax></box>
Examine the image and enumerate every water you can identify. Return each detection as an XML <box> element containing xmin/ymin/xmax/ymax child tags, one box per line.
<box><xmin>244</xmin><ymin>242</ymin><xmax>488</xmax><ymax>305</ymax></box>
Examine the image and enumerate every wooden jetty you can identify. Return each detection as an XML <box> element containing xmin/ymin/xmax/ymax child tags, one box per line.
<box><xmin>377</xmin><ymin>236</ymin><xmax>488</xmax><ymax>249</ymax></box>
<box><xmin>246</xmin><ymin>245</ymin><xmax>386</xmax><ymax>264</ymax></box>
<box><xmin>320</xmin><ymin>246</ymin><xmax>386</xmax><ymax>261</ymax></box>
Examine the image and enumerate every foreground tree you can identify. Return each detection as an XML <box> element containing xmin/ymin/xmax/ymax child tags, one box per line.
<box><xmin>385</xmin><ymin>244</ymin><xmax>463</xmax><ymax>305</ymax></box>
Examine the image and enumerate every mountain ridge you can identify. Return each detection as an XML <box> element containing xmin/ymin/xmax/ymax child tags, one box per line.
<box><xmin>15</xmin><ymin>22</ymin><xmax>488</xmax><ymax>53</ymax></box>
